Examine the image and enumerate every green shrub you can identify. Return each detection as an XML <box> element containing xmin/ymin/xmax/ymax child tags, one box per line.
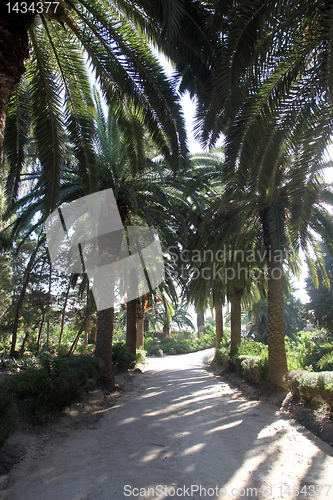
<box><xmin>214</xmin><ymin>346</ymin><xmax>229</xmax><ymax>366</ymax></box>
<box><xmin>286</xmin><ymin>370</ymin><xmax>333</xmax><ymax>409</ymax></box>
<box><xmin>112</xmin><ymin>342</ymin><xmax>136</xmax><ymax>372</ymax></box>
<box><xmin>285</xmin><ymin>331</ymin><xmax>333</xmax><ymax>372</ymax></box>
<box><xmin>57</xmin><ymin>345</ymin><xmax>70</xmax><ymax>357</ymax></box>
<box><xmin>136</xmin><ymin>348</ymin><xmax>146</xmax><ymax>364</ymax></box>
<box><xmin>145</xmin><ymin>331</ymin><xmax>215</xmax><ymax>355</ymax></box>
<box><xmin>203</xmin><ymin>323</ymin><xmax>215</xmax><ymax>336</ymax></box>
<box><xmin>236</xmin><ymin>339</ymin><xmax>268</xmax><ymax>358</ymax></box>
<box><xmin>235</xmin><ymin>355</ymin><xmax>269</xmax><ymax>384</ymax></box>
<box><xmin>13</xmin><ymin>355</ymin><xmax>103</xmax><ymax>424</ymax></box>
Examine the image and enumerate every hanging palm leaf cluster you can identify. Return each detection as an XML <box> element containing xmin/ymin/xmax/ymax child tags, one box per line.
<box><xmin>1</xmin><ymin>0</ymin><xmax>188</xmax><ymax>214</ymax></box>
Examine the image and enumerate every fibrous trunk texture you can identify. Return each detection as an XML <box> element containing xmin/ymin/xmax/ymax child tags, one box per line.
<box><xmin>197</xmin><ymin>310</ymin><xmax>205</xmax><ymax>335</ymax></box>
<box><xmin>215</xmin><ymin>299</ymin><xmax>223</xmax><ymax>348</ymax></box>
<box><xmin>126</xmin><ymin>298</ymin><xmax>137</xmax><ymax>356</ymax></box>
<box><xmin>136</xmin><ymin>297</ymin><xmax>144</xmax><ymax>349</ymax></box>
<box><xmin>95</xmin><ymin>307</ymin><xmax>114</xmax><ymax>384</ymax></box>
<box><xmin>230</xmin><ymin>288</ymin><xmax>243</xmax><ymax>356</ymax></box>
<box><xmin>260</xmin><ymin>207</ymin><xmax>288</xmax><ymax>388</ymax></box>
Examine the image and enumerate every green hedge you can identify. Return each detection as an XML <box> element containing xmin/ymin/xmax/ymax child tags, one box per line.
<box><xmin>234</xmin><ymin>355</ymin><xmax>269</xmax><ymax>385</ymax></box>
<box><xmin>146</xmin><ymin>333</ymin><xmax>215</xmax><ymax>355</ymax></box>
<box><xmin>3</xmin><ymin>355</ymin><xmax>104</xmax><ymax>425</ymax></box>
<box><xmin>286</xmin><ymin>370</ymin><xmax>333</xmax><ymax>409</ymax></box>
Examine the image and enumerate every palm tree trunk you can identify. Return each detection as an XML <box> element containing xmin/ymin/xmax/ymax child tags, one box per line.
<box><xmin>95</xmin><ymin>307</ymin><xmax>114</xmax><ymax>384</ymax></box>
<box><xmin>163</xmin><ymin>323</ymin><xmax>170</xmax><ymax>336</ymax></box>
<box><xmin>144</xmin><ymin>317</ymin><xmax>149</xmax><ymax>333</ymax></box>
<box><xmin>260</xmin><ymin>207</ymin><xmax>288</xmax><ymax>388</ymax></box>
<box><xmin>136</xmin><ymin>297</ymin><xmax>144</xmax><ymax>349</ymax></box>
<box><xmin>215</xmin><ymin>299</ymin><xmax>223</xmax><ymax>348</ymax></box>
<box><xmin>266</xmin><ymin>258</ymin><xmax>288</xmax><ymax>386</ymax></box>
<box><xmin>0</xmin><ymin>10</ymin><xmax>34</xmax><ymax>165</ymax></box>
<box><xmin>126</xmin><ymin>298</ymin><xmax>137</xmax><ymax>356</ymax></box>
<box><xmin>197</xmin><ymin>310</ymin><xmax>205</xmax><ymax>336</ymax></box>
<box><xmin>230</xmin><ymin>288</ymin><xmax>243</xmax><ymax>356</ymax></box>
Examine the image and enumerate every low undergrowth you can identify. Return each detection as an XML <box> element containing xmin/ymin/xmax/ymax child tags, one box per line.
<box><xmin>145</xmin><ymin>332</ymin><xmax>215</xmax><ymax>355</ymax></box>
<box><xmin>0</xmin><ymin>355</ymin><xmax>104</xmax><ymax>428</ymax></box>
<box><xmin>217</xmin><ymin>334</ymin><xmax>333</xmax><ymax>406</ymax></box>
<box><xmin>286</xmin><ymin>370</ymin><xmax>333</xmax><ymax>410</ymax></box>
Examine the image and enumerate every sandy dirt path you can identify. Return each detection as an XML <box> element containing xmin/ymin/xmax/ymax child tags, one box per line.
<box><xmin>1</xmin><ymin>349</ymin><xmax>333</xmax><ymax>500</ymax></box>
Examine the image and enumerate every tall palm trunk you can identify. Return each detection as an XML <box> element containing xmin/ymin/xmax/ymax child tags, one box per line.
<box><xmin>230</xmin><ymin>288</ymin><xmax>243</xmax><ymax>356</ymax></box>
<box><xmin>215</xmin><ymin>299</ymin><xmax>223</xmax><ymax>348</ymax></box>
<box><xmin>95</xmin><ymin>307</ymin><xmax>114</xmax><ymax>384</ymax></box>
<box><xmin>260</xmin><ymin>207</ymin><xmax>288</xmax><ymax>388</ymax></box>
<box><xmin>0</xmin><ymin>9</ymin><xmax>35</xmax><ymax>164</ymax></box>
<box><xmin>126</xmin><ymin>298</ymin><xmax>137</xmax><ymax>356</ymax></box>
<box><xmin>136</xmin><ymin>297</ymin><xmax>144</xmax><ymax>349</ymax></box>
<box><xmin>196</xmin><ymin>310</ymin><xmax>205</xmax><ymax>335</ymax></box>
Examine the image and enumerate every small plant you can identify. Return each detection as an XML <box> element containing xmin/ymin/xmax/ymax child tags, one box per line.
<box><xmin>235</xmin><ymin>355</ymin><xmax>269</xmax><ymax>384</ymax></box>
<box><xmin>112</xmin><ymin>342</ymin><xmax>136</xmax><ymax>372</ymax></box>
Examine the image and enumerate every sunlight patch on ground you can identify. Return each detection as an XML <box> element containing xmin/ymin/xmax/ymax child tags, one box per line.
<box><xmin>204</xmin><ymin>419</ymin><xmax>243</xmax><ymax>435</ymax></box>
<box><xmin>181</xmin><ymin>443</ymin><xmax>206</xmax><ymax>456</ymax></box>
<box><xmin>117</xmin><ymin>417</ymin><xmax>139</xmax><ymax>426</ymax></box>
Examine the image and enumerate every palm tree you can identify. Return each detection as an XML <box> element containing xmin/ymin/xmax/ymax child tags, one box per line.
<box><xmin>3</xmin><ymin>93</ymin><xmax>188</xmax><ymax>380</ymax></box>
<box><xmin>220</xmin><ymin>105</ymin><xmax>333</xmax><ymax>386</ymax></box>
<box><xmin>1</xmin><ymin>0</ymin><xmax>187</xmax><ymax>213</ymax></box>
<box><xmin>182</xmin><ymin>151</ymin><xmax>269</xmax><ymax>357</ymax></box>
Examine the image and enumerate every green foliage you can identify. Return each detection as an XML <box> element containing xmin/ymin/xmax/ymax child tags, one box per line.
<box><xmin>285</xmin><ymin>331</ymin><xmax>333</xmax><ymax>372</ymax></box>
<box><xmin>246</xmin><ymin>295</ymin><xmax>306</xmax><ymax>343</ymax></box>
<box><xmin>9</xmin><ymin>355</ymin><xmax>103</xmax><ymax>424</ymax></box>
<box><xmin>236</xmin><ymin>339</ymin><xmax>269</xmax><ymax>358</ymax></box>
<box><xmin>1</xmin><ymin>355</ymin><xmax>41</xmax><ymax>372</ymax></box>
<box><xmin>318</xmin><ymin>349</ymin><xmax>333</xmax><ymax>370</ymax></box>
<box><xmin>286</xmin><ymin>371</ymin><xmax>333</xmax><ymax>410</ymax></box>
<box><xmin>0</xmin><ymin>253</ymin><xmax>12</xmax><ymax>322</ymax></box>
<box><xmin>225</xmin><ymin>339</ymin><xmax>269</xmax><ymax>384</ymax></box>
<box><xmin>235</xmin><ymin>355</ymin><xmax>269</xmax><ymax>385</ymax></box>
<box><xmin>305</xmin><ymin>250</ymin><xmax>333</xmax><ymax>334</ymax></box>
<box><xmin>136</xmin><ymin>348</ymin><xmax>146</xmax><ymax>364</ymax></box>
<box><xmin>57</xmin><ymin>345</ymin><xmax>69</xmax><ymax>357</ymax></box>
<box><xmin>112</xmin><ymin>342</ymin><xmax>136</xmax><ymax>372</ymax></box>
<box><xmin>145</xmin><ymin>331</ymin><xmax>215</xmax><ymax>355</ymax></box>
<box><xmin>203</xmin><ymin>323</ymin><xmax>215</xmax><ymax>336</ymax></box>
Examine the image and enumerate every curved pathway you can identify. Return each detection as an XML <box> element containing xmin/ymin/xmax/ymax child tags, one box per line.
<box><xmin>1</xmin><ymin>349</ymin><xmax>333</xmax><ymax>500</ymax></box>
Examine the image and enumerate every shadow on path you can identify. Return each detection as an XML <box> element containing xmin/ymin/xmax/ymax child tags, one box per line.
<box><xmin>1</xmin><ymin>349</ymin><xmax>333</xmax><ymax>500</ymax></box>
